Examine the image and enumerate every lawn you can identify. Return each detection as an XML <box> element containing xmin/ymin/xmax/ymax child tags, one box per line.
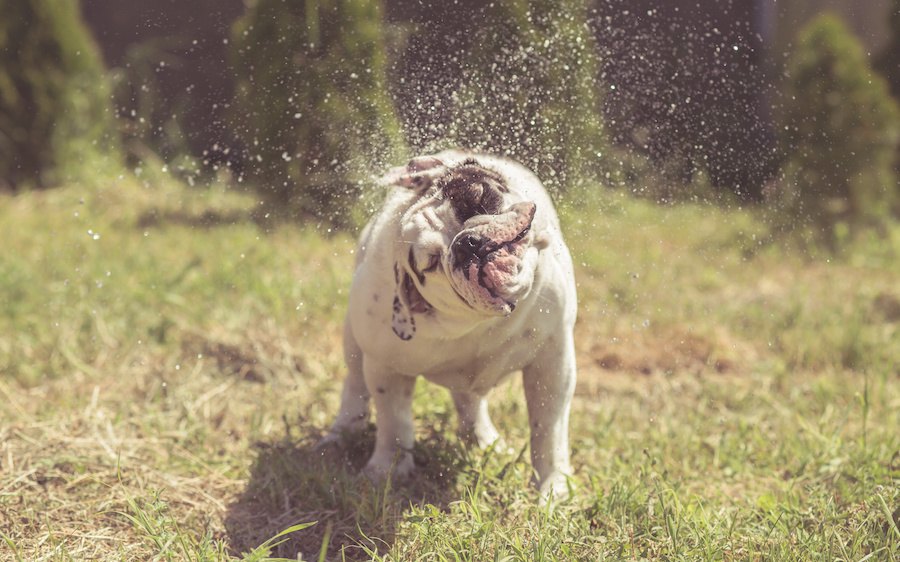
<box><xmin>1</xmin><ymin>175</ymin><xmax>898</xmax><ymax>560</ymax></box>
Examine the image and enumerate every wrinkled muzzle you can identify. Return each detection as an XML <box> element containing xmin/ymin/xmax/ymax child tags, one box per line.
<box><xmin>450</xmin><ymin>201</ymin><xmax>537</xmax><ymax>314</ymax></box>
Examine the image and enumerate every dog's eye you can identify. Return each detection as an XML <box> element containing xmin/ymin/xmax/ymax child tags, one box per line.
<box><xmin>422</xmin><ymin>253</ymin><xmax>441</xmax><ymax>273</ymax></box>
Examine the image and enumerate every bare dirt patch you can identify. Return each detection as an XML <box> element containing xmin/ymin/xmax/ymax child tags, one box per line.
<box><xmin>579</xmin><ymin>324</ymin><xmax>756</xmax><ymax>377</ymax></box>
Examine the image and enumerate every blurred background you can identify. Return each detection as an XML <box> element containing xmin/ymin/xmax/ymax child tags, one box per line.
<box><xmin>1</xmin><ymin>0</ymin><xmax>898</xmax><ymax>239</ymax></box>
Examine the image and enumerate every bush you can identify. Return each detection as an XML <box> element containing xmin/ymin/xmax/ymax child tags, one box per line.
<box><xmin>779</xmin><ymin>13</ymin><xmax>900</xmax><ymax>245</ymax></box>
<box><xmin>876</xmin><ymin>0</ymin><xmax>900</xmax><ymax>99</ymax></box>
<box><xmin>230</xmin><ymin>0</ymin><xmax>405</xmax><ymax>228</ymax></box>
<box><xmin>447</xmin><ymin>0</ymin><xmax>612</xmax><ymax>192</ymax></box>
<box><xmin>0</xmin><ymin>0</ymin><xmax>119</xmax><ymax>190</ymax></box>
<box><xmin>876</xmin><ymin>0</ymin><xmax>900</xmax><ymax>187</ymax></box>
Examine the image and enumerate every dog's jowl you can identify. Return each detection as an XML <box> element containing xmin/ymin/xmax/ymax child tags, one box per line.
<box><xmin>321</xmin><ymin>149</ymin><xmax>578</xmax><ymax>501</ymax></box>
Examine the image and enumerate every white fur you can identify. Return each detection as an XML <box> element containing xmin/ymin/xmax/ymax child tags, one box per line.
<box><xmin>324</xmin><ymin>150</ymin><xmax>578</xmax><ymax>501</ymax></box>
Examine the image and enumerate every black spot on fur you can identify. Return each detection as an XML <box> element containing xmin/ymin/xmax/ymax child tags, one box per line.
<box><xmin>393</xmin><ymin>327</ymin><xmax>414</xmax><ymax>341</ymax></box>
<box><xmin>392</xmin><ymin>295</ymin><xmax>416</xmax><ymax>340</ymax></box>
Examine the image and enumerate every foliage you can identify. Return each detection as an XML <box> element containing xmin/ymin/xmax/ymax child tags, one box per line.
<box><xmin>0</xmin><ymin>0</ymin><xmax>119</xmax><ymax>190</ymax></box>
<box><xmin>448</xmin><ymin>0</ymin><xmax>612</xmax><ymax>192</ymax></box>
<box><xmin>83</xmin><ymin>0</ymin><xmax>247</xmax><ymax>180</ymax></box>
<box><xmin>108</xmin><ymin>37</ymin><xmax>197</xmax><ymax>177</ymax></box>
<box><xmin>876</xmin><ymin>0</ymin><xmax>900</xmax><ymax>99</ymax></box>
<box><xmin>230</xmin><ymin>0</ymin><xmax>405</xmax><ymax>228</ymax></box>
<box><xmin>779</xmin><ymin>13</ymin><xmax>900</xmax><ymax>245</ymax></box>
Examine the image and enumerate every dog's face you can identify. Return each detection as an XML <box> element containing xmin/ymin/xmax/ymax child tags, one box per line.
<box><xmin>384</xmin><ymin>156</ymin><xmax>543</xmax><ymax>340</ymax></box>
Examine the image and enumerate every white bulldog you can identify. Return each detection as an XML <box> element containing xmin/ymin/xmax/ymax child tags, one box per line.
<box><xmin>324</xmin><ymin>149</ymin><xmax>577</xmax><ymax>500</ymax></box>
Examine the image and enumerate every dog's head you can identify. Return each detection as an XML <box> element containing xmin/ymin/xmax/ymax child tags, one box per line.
<box><xmin>382</xmin><ymin>154</ymin><xmax>546</xmax><ymax>340</ymax></box>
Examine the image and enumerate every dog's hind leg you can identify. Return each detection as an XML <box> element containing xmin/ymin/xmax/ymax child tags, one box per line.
<box><xmin>322</xmin><ymin>319</ymin><xmax>370</xmax><ymax>442</ymax></box>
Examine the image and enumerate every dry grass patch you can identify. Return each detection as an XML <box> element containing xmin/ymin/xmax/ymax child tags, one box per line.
<box><xmin>0</xmin><ymin>314</ymin><xmax>347</xmax><ymax>560</ymax></box>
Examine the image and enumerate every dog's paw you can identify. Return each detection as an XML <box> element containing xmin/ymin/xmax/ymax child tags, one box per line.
<box><xmin>483</xmin><ymin>437</ymin><xmax>515</xmax><ymax>456</ymax></box>
<box><xmin>316</xmin><ymin>417</ymin><xmax>373</xmax><ymax>450</ymax></box>
<box><xmin>362</xmin><ymin>451</ymin><xmax>415</xmax><ymax>483</ymax></box>
<box><xmin>459</xmin><ymin>430</ymin><xmax>514</xmax><ymax>455</ymax></box>
<box><xmin>536</xmin><ymin>472</ymin><xmax>573</xmax><ymax>506</ymax></box>
<box><xmin>315</xmin><ymin>431</ymin><xmax>344</xmax><ymax>450</ymax></box>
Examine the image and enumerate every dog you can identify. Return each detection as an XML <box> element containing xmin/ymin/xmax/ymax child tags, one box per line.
<box><xmin>322</xmin><ymin>149</ymin><xmax>577</xmax><ymax>500</ymax></box>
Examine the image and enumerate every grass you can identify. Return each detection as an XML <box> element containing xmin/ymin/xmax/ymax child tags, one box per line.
<box><xmin>0</xmin><ymin>174</ymin><xmax>897</xmax><ymax>560</ymax></box>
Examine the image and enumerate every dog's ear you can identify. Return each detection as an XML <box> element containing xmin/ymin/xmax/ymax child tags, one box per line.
<box><xmin>377</xmin><ymin>156</ymin><xmax>446</xmax><ymax>194</ymax></box>
<box><xmin>391</xmin><ymin>263</ymin><xmax>416</xmax><ymax>341</ymax></box>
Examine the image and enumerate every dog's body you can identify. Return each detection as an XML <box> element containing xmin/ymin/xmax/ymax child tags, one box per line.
<box><xmin>324</xmin><ymin>149</ymin><xmax>577</xmax><ymax>499</ymax></box>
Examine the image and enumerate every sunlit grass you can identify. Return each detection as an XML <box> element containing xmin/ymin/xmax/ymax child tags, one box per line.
<box><xmin>0</xmin><ymin>177</ymin><xmax>897</xmax><ymax>560</ymax></box>
<box><xmin>0</xmin><ymin>177</ymin><xmax>352</xmax><ymax>386</ymax></box>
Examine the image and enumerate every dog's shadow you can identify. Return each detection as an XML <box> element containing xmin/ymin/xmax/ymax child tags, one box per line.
<box><xmin>224</xmin><ymin>426</ymin><xmax>467</xmax><ymax>560</ymax></box>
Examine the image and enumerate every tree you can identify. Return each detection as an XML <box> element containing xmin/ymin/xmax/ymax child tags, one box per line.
<box><xmin>779</xmin><ymin>14</ymin><xmax>900</xmax><ymax>245</ymax></box>
<box><xmin>876</xmin><ymin>0</ymin><xmax>900</xmax><ymax>99</ymax></box>
<box><xmin>876</xmin><ymin>0</ymin><xmax>900</xmax><ymax>188</ymax></box>
<box><xmin>447</xmin><ymin>0</ymin><xmax>611</xmax><ymax>192</ymax></box>
<box><xmin>231</xmin><ymin>0</ymin><xmax>405</xmax><ymax>227</ymax></box>
<box><xmin>0</xmin><ymin>0</ymin><xmax>119</xmax><ymax>189</ymax></box>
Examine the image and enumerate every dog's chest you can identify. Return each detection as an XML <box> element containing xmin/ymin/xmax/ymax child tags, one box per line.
<box><xmin>350</xmin><ymin>298</ymin><xmax>543</xmax><ymax>391</ymax></box>
<box><xmin>418</xmin><ymin>337</ymin><xmax>537</xmax><ymax>393</ymax></box>
<box><xmin>392</xmin><ymin>336</ymin><xmax>537</xmax><ymax>393</ymax></box>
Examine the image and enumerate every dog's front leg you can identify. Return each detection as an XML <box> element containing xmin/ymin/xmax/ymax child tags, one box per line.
<box><xmin>363</xmin><ymin>359</ymin><xmax>417</xmax><ymax>481</ymax></box>
<box><xmin>522</xmin><ymin>333</ymin><xmax>576</xmax><ymax>502</ymax></box>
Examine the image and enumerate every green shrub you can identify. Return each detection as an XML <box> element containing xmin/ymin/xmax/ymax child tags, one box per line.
<box><xmin>876</xmin><ymin>0</ymin><xmax>900</xmax><ymax>189</ymax></box>
<box><xmin>875</xmin><ymin>0</ymin><xmax>900</xmax><ymax>99</ymax></box>
<box><xmin>447</xmin><ymin>0</ymin><xmax>612</xmax><ymax>192</ymax></box>
<box><xmin>230</xmin><ymin>0</ymin><xmax>405</xmax><ymax>228</ymax></box>
<box><xmin>779</xmin><ymin>13</ymin><xmax>900</xmax><ymax>245</ymax></box>
<box><xmin>0</xmin><ymin>0</ymin><xmax>119</xmax><ymax>190</ymax></box>
<box><xmin>108</xmin><ymin>37</ymin><xmax>196</xmax><ymax>176</ymax></box>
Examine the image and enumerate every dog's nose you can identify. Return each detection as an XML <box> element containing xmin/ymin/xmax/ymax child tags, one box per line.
<box><xmin>452</xmin><ymin>233</ymin><xmax>486</xmax><ymax>265</ymax></box>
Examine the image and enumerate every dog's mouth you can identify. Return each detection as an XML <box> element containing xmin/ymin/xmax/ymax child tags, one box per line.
<box><xmin>451</xmin><ymin>202</ymin><xmax>536</xmax><ymax>313</ymax></box>
<box><xmin>453</xmin><ymin>221</ymin><xmax>531</xmax><ymax>264</ymax></box>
